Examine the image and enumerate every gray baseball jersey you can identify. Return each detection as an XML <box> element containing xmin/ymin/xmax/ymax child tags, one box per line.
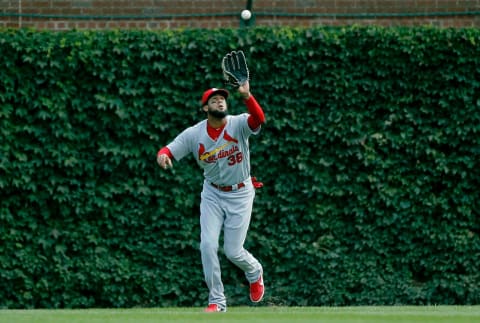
<box><xmin>167</xmin><ymin>113</ymin><xmax>260</xmax><ymax>186</ymax></box>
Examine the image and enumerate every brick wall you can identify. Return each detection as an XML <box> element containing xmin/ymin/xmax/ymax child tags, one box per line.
<box><xmin>1</xmin><ymin>0</ymin><xmax>480</xmax><ymax>29</ymax></box>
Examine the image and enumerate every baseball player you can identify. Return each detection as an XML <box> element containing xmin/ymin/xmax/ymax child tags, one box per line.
<box><xmin>156</xmin><ymin>81</ymin><xmax>265</xmax><ymax>312</ymax></box>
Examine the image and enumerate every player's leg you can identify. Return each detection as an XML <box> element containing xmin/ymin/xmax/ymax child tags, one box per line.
<box><xmin>200</xmin><ymin>184</ymin><xmax>226</xmax><ymax>309</ymax></box>
<box><xmin>222</xmin><ymin>184</ymin><xmax>263</xmax><ymax>284</ymax></box>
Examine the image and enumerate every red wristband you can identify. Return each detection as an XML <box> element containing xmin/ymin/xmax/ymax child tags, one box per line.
<box><xmin>157</xmin><ymin>147</ymin><xmax>173</xmax><ymax>159</ymax></box>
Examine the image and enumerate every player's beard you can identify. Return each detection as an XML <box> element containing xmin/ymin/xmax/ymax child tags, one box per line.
<box><xmin>208</xmin><ymin>108</ymin><xmax>228</xmax><ymax>119</ymax></box>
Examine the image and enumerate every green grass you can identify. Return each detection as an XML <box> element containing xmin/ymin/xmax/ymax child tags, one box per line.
<box><xmin>1</xmin><ymin>306</ymin><xmax>479</xmax><ymax>323</ymax></box>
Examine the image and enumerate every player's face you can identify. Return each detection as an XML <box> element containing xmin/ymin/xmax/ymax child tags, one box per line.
<box><xmin>207</xmin><ymin>95</ymin><xmax>228</xmax><ymax>118</ymax></box>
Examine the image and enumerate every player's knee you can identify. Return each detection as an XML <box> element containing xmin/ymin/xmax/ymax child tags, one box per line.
<box><xmin>224</xmin><ymin>247</ymin><xmax>243</xmax><ymax>262</ymax></box>
<box><xmin>200</xmin><ymin>240</ymin><xmax>218</xmax><ymax>254</ymax></box>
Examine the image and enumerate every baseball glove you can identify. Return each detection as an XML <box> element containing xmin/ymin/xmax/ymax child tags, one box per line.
<box><xmin>222</xmin><ymin>50</ymin><xmax>249</xmax><ymax>87</ymax></box>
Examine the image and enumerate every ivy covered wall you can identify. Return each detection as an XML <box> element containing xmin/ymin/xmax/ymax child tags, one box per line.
<box><xmin>1</xmin><ymin>26</ymin><xmax>479</xmax><ymax>308</ymax></box>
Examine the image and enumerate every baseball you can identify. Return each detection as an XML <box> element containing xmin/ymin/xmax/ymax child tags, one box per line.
<box><xmin>241</xmin><ymin>9</ymin><xmax>252</xmax><ymax>20</ymax></box>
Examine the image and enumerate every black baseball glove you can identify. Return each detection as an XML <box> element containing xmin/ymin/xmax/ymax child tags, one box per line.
<box><xmin>222</xmin><ymin>50</ymin><xmax>249</xmax><ymax>87</ymax></box>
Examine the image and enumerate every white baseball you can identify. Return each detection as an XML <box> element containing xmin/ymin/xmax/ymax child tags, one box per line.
<box><xmin>241</xmin><ymin>9</ymin><xmax>252</xmax><ymax>20</ymax></box>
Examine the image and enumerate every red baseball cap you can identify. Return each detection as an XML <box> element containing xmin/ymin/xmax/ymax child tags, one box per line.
<box><xmin>201</xmin><ymin>88</ymin><xmax>229</xmax><ymax>105</ymax></box>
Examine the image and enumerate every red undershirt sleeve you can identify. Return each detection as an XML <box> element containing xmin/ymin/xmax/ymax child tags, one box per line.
<box><xmin>157</xmin><ymin>146</ymin><xmax>173</xmax><ymax>159</ymax></box>
<box><xmin>245</xmin><ymin>95</ymin><xmax>266</xmax><ymax>130</ymax></box>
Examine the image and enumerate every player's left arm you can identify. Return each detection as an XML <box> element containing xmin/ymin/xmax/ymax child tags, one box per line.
<box><xmin>238</xmin><ymin>81</ymin><xmax>265</xmax><ymax>130</ymax></box>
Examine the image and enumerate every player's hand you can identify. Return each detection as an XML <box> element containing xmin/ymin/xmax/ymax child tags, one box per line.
<box><xmin>157</xmin><ymin>154</ymin><xmax>173</xmax><ymax>170</ymax></box>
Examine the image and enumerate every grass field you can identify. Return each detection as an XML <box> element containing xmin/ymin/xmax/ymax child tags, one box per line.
<box><xmin>1</xmin><ymin>306</ymin><xmax>479</xmax><ymax>323</ymax></box>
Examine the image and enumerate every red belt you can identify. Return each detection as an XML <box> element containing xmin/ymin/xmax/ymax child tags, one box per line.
<box><xmin>210</xmin><ymin>182</ymin><xmax>245</xmax><ymax>192</ymax></box>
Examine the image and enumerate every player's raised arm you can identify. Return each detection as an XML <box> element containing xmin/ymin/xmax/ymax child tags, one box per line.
<box><xmin>238</xmin><ymin>81</ymin><xmax>265</xmax><ymax>131</ymax></box>
<box><xmin>222</xmin><ymin>51</ymin><xmax>265</xmax><ymax>130</ymax></box>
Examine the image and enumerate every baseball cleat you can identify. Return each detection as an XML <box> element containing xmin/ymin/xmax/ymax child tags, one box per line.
<box><xmin>204</xmin><ymin>304</ymin><xmax>227</xmax><ymax>313</ymax></box>
<box><xmin>249</xmin><ymin>274</ymin><xmax>264</xmax><ymax>302</ymax></box>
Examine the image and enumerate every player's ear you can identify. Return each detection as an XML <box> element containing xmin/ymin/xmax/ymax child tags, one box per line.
<box><xmin>202</xmin><ymin>104</ymin><xmax>208</xmax><ymax>112</ymax></box>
